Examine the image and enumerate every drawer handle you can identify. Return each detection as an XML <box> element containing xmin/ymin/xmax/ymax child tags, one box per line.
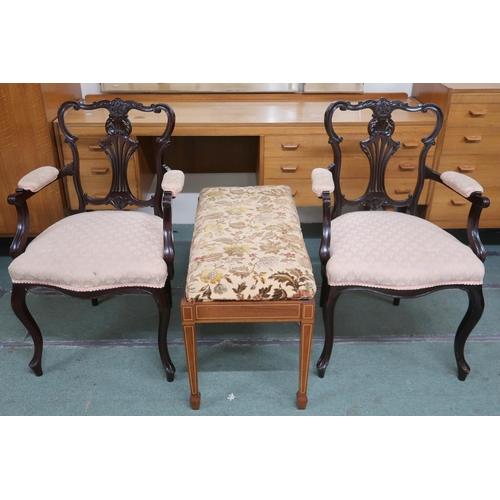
<box><xmin>91</xmin><ymin>167</ymin><xmax>109</xmax><ymax>175</ymax></box>
<box><xmin>88</xmin><ymin>145</ymin><xmax>102</xmax><ymax>151</ymax></box>
<box><xmin>399</xmin><ymin>163</ymin><xmax>416</xmax><ymax>171</ymax></box>
<box><xmin>281</xmin><ymin>165</ymin><xmax>298</xmax><ymax>172</ymax></box>
<box><xmin>281</xmin><ymin>143</ymin><xmax>299</xmax><ymax>150</ymax></box>
<box><xmin>457</xmin><ymin>165</ymin><xmax>476</xmax><ymax>172</ymax></box>
<box><xmin>402</xmin><ymin>141</ymin><xmax>419</xmax><ymax>148</ymax></box>
<box><xmin>464</xmin><ymin>135</ymin><xmax>482</xmax><ymax>142</ymax></box>
<box><xmin>451</xmin><ymin>198</ymin><xmax>467</xmax><ymax>206</ymax></box>
<box><xmin>469</xmin><ymin>109</ymin><xmax>487</xmax><ymax>117</ymax></box>
<box><xmin>394</xmin><ymin>188</ymin><xmax>411</xmax><ymax>194</ymax></box>
<box><xmin>93</xmin><ymin>193</ymin><xmax>108</xmax><ymax>198</ymax></box>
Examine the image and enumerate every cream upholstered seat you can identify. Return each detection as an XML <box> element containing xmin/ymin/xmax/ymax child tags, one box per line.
<box><xmin>312</xmin><ymin>98</ymin><xmax>490</xmax><ymax>383</ymax></box>
<box><xmin>326</xmin><ymin>210</ymin><xmax>484</xmax><ymax>290</ymax></box>
<box><xmin>7</xmin><ymin>98</ymin><xmax>184</xmax><ymax>382</ymax></box>
<box><xmin>9</xmin><ymin>211</ymin><xmax>168</xmax><ymax>292</ymax></box>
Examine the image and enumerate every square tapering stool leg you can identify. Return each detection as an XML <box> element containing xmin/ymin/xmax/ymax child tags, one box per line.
<box><xmin>181</xmin><ymin>298</ymin><xmax>315</xmax><ymax>410</ymax></box>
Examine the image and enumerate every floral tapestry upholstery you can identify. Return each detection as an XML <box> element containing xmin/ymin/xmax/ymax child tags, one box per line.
<box><xmin>185</xmin><ymin>186</ymin><xmax>317</xmax><ymax>302</ymax></box>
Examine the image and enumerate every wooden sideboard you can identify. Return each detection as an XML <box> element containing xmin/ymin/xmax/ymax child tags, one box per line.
<box><xmin>55</xmin><ymin>92</ymin><xmax>439</xmax><ymax>218</ymax></box>
<box><xmin>6</xmin><ymin>86</ymin><xmax>491</xmax><ymax>232</ymax></box>
<box><xmin>0</xmin><ymin>83</ymin><xmax>82</xmax><ymax>236</ymax></box>
<box><xmin>413</xmin><ymin>83</ymin><xmax>500</xmax><ymax>229</ymax></box>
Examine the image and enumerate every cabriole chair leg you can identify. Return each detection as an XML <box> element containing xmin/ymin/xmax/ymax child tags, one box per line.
<box><xmin>11</xmin><ymin>284</ymin><xmax>43</xmax><ymax>376</ymax></box>
<box><xmin>455</xmin><ymin>285</ymin><xmax>484</xmax><ymax>381</ymax></box>
<box><xmin>317</xmin><ymin>286</ymin><xmax>342</xmax><ymax>378</ymax></box>
<box><xmin>152</xmin><ymin>288</ymin><xmax>175</xmax><ymax>382</ymax></box>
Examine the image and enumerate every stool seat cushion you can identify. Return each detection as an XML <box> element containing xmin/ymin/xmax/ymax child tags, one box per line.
<box><xmin>9</xmin><ymin>211</ymin><xmax>168</xmax><ymax>292</ymax></box>
<box><xmin>326</xmin><ymin>210</ymin><xmax>484</xmax><ymax>290</ymax></box>
<box><xmin>185</xmin><ymin>186</ymin><xmax>316</xmax><ymax>301</ymax></box>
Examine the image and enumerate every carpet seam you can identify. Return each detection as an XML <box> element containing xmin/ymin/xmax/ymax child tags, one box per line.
<box><xmin>2</xmin><ymin>334</ymin><xmax>500</xmax><ymax>349</ymax></box>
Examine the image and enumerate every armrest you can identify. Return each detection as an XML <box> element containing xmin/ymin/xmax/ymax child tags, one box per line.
<box><xmin>8</xmin><ymin>166</ymin><xmax>60</xmax><ymax>259</ymax></box>
<box><xmin>160</xmin><ymin>170</ymin><xmax>185</xmax><ymax>280</ymax></box>
<box><xmin>430</xmin><ymin>170</ymin><xmax>490</xmax><ymax>262</ymax></box>
<box><xmin>161</xmin><ymin>169</ymin><xmax>185</xmax><ymax>197</ymax></box>
<box><xmin>18</xmin><ymin>166</ymin><xmax>59</xmax><ymax>192</ymax></box>
<box><xmin>440</xmin><ymin>171</ymin><xmax>483</xmax><ymax>198</ymax></box>
<box><xmin>311</xmin><ymin>168</ymin><xmax>335</xmax><ymax>196</ymax></box>
<box><xmin>311</xmin><ymin>169</ymin><xmax>334</xmax><ymax>269</ymax></box>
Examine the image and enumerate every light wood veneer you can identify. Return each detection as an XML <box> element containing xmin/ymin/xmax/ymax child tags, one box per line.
<box><xmin>0</xmin><ymin>83</ymin><xmax>82</xmax><ymax>235</ymax></box>
<box><xmin>413</xmin><ymin>83</ymin><xmax>500</xmax><ymax>228</ymax></box>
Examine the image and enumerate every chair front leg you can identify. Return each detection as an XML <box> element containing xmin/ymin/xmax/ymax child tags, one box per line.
<box><xmin>454</xmin><ymin>285</ymin><xmax>484</xmax><ymax>381</ymax></box>
<box><xmin>151</xmin><ymin>287</ymin><xmax>175</xmax><ymax>382</ymax></box>
<box><xmin>11</xmin><ymin>284</ymin><xmax>43</xmax><ymax>376</ymax></box>
<box><xmin>317</xmin><ymin>286</ymin><xmax>343</xmax><ymax>378</ymax></box>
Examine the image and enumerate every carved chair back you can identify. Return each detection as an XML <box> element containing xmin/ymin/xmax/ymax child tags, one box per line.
<box><xmin>57</xmin><ymin>98</ymin><xmax>175</xmax><ymax>215</ymax></box>
<box><xmin>324</xmin><ymin>98</ymin><xmax>443</xmax><ymax>219</ymax></box>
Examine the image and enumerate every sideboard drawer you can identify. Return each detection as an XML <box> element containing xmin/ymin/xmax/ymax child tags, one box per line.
<box><xmin>450</xmin><ymin>92</ymin><xmax>500</xmax><ymax>105</ymax></box>
<box><xmin>265</xmin><ymin>130</ymin><xmax>432</xmax><ymax>158</ymax></box>
<box><xmin>441</xmin><ymin>128</ymin><xmax>500</xmax><ymax>155</ymax></box>
<box><xmin>447</xmin><ymin>103</ymin><xmax>500</xmax><ymax>128</ymax></box>
<box><xmin>264</xmin><ymin>135</ymin><xmax>330</xmax><ymax>158</ymax></box>
<box><xmin>264</xmin><ymin>156</ymin><xmax>332</xmax><ymax>179</ymax></box>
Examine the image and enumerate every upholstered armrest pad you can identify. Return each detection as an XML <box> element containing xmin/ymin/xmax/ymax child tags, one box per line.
<box><xmin>311</xmin><ymin>168</ymin><xmax>335</xmax><ymax>196</ymax></box>
<box><xmin>441</xmin><ymin>171</ymin><xmax>483</xmax><ymax>197</ymax></box>
<box><xmin>18</xmin><ymin>166</ymin><xmax>59</xmax><ymax>192</ymax></box>
<box><xmin>161</xmin><ymin>170</ymin><xmax>185</xmax><ymax>197</ymax></box>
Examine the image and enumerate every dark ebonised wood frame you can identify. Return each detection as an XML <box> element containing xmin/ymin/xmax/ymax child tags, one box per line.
<box><xmin>317</xmin><ymin>98</ymin><xmax>490</xmax><ymax>381</ymax></box>
<box><xmin>8</xmin><ymin>98</ymin><xmax>179</xmax><ymax>381</ymax></box>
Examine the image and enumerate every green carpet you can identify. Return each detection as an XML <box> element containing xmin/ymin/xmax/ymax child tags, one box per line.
<box><xmin>1</xmin><ymin>340</ymin><xmax>499</xmax><ymax>416</ymax></box>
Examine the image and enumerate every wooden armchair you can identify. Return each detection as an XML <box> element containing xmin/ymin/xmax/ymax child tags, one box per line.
<box><xmin>311</xmin><ymin>98</ymin><xmax>490</xmax><ymax>382</ymax></box>
<box><xmin>7</xmin><ymin>98</ymin><xmax>184</xmax><ymax>381</ymax></box>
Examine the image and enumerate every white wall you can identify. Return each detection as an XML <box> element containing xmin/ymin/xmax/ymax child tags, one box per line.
<box><xmin>80</xmin><ymin>83</ymin><xmax>102</xmax><ymax>97</ymax></box>
<box><xmin>363</xmin><ymin>83</ymin><xmax>413</xmax><ymax>95</ymax></box>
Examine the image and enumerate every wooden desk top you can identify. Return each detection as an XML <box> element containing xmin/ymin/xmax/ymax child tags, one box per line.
<box><xmin>60</xmin><ymin>95</ymin><xmax>437</xmax><ymax>136</ymax></box>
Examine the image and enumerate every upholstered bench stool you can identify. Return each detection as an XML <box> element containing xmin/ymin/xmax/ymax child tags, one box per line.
<box><xmin>181</xmin><ymin>185</ymin><xmax>316</xmax><ymax>409</ymax></box>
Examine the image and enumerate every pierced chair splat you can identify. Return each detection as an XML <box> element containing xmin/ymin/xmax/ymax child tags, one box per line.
<box><xmin>7</xmin><ymin>97</ymin><xmax>185</xmax><ymax>381</ymax></box>
<box><xmin>311</xmin><ymin>97</ymin><xmax>490</xmax><ymax>382</ymax></box>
